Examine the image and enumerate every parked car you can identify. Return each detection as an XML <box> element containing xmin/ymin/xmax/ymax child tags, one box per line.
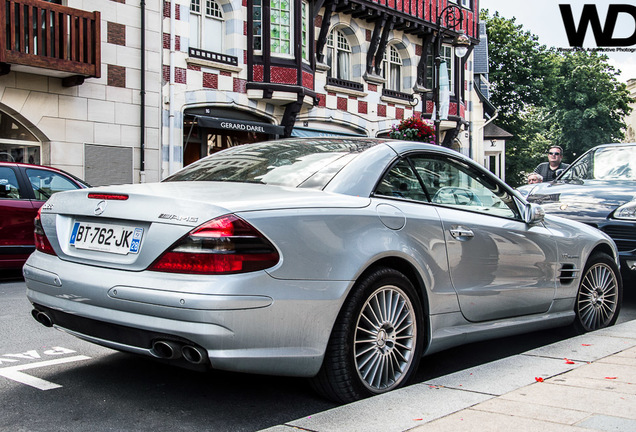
<box><xmin>524</xmin><ymin>143</ymin><xmax>636</xmax><ymax>281</ymax></box>
<box><xmin>0</xmin><ymin>162</ymin><xmax>89</xmax><ymax>269</ymax></box>
<box><xmin>25</xmin><ymin>138</ymin><xmax>621</xmax><ymax>403</ymax></box>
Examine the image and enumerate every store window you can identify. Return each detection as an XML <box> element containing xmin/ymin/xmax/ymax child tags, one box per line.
<box><xmin>190</xmin><ymin>0</ymin><xmax>224</xmax><ymax>53</ymax></box>
<box><xmin>0</xmin><ymin>111</ymin><xmax>40</xmax><ymax>164</ymax></box>
<box><xmin>383</xmin><ymin>45</ymin><xmax>402</xmax><ymax>91</ymax></box>
<box><xmin>327</xmin><ymin>28</ymin><xmax>351</xmax><ymax>80</ymax></box>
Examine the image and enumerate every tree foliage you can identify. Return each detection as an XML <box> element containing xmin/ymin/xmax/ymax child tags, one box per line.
<box><xmin>481</xmin><ymin>10</ymin><xmax>633</xmax><ymax>186</ymax></box>
<box><xmin>546</xmin><ymin>51</ymin><xmax>632</xmax><ymax>159</ymax></box>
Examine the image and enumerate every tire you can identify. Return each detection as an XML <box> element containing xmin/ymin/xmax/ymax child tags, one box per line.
<box><xmin>311</xmin><ymin>267</ymin><xmax>424</xmax><ymax>403</ymax></box>
<box><xmin>573</xmin><ymin>252</ymin><xmax>622</xmax><ymax>333</ymax></box>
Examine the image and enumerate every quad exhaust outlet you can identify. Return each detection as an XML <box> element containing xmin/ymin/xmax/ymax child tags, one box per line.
<box><xmin>152</xmin><ymin>340</ymin><xmax>207</xmax><ymax>365</ymax></box>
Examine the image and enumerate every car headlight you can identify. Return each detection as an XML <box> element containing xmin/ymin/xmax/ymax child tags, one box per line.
<box><xmin>613</xmin><ymin>201</ymin><xmax>636</xmax><ymax>220</ymax></box>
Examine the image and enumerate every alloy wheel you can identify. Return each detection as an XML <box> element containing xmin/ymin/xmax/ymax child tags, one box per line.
<box><xmin>577</xmin><ymin>262</ymin><xmax>619</xmax><ymax>331</ymax></box>
<box><xmin>354</xmin><ymin>285</ymin><xmax>416</xmax><ymax>391</ymax></box>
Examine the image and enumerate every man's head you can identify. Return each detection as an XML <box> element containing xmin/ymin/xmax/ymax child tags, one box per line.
<box><xmin>547</xmin><ymin>145</ymin><xmax>564</xmax><ymax>166</ymax></box>
<box><xmin>527</xmin><ymin>173</ymin><xmax>543</xmax><ymax>184</ymax></box>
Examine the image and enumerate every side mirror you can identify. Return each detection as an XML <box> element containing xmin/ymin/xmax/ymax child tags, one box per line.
<box><xmin>525</xmin><ymin>203</ymin><xmax>545</xmax><ymax>224</ymax></box>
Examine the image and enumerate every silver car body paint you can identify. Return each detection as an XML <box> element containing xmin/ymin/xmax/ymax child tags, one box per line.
<box><xmin>24</xmin><ymin>140</ymin><xmax>619</xmax><ymax>377</ymax></box>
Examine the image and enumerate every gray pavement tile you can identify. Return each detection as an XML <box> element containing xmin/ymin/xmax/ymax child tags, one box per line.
<box><xmin>470</xmin><ymin>398</ymin><xmax>590</xmax><ymax>425</ymax></box>
<box><xmin>501</xmin><ymin>382</ymin><xmax>636</xmax><ymax>419</ymax></box>
<box><xmin>409</xmin><ymin>409</ymin><xmax>592</xmax><ymax>432</ymax></box>
<box><xmin>425</xmin><ymin>354</ymin><xmax>578</xmax><ymax>396</ymax></box>
<box><xmin>597</xmin><ymin>355</ymin><xmax>636</xmax><ymax>366</ymax></box>
<box><xmin>561</xmin><ymin>362</ymin><xmax>636</xmax><ymax>384</ymax></box>
<box><xmin>523</xmin><ymin>332</ymin><xmax>636</xmax><ymax>363</ymax></box>
<box><xmin>549</xmin><ymin>375</ymin><xmax>636</xmax><ymax>394</ymax></box>
<box><xmin>593</xmin><ymin>320</ymin><xmax>636</xmax><ymax>339</ymax></box>
<box><xmin>612</xmin><ymin>346</ymin><xmax>636</xmax><ymax>358</ymax></box>
<box><xmin>284</xmin><ymin>384</ymin><xmax>492</xmax><ymax>432</ymax></box>
<box><xmin>575</xmin><ymin>414</ymin><xmax>636</xmax><ymax>432</ymax></box>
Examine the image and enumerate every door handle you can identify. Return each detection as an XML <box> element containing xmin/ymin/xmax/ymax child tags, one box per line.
<box><xmin>449</xmin><ymin>226</ymin><xmax>474</xmax><ymax>240</ymax></box>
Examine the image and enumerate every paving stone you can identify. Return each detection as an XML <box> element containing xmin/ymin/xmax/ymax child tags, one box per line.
<box><xmin>425</xmin><ymin>354</ymin><xmax>577</xmax><ymax>396</ymax></box>
<box><xmin>409</xmin><ymin>409</ymin><xmax>591</xmax><ymax>432</ymax></box>
<box><xmin>470</xmin><ymin>398</ymin><xmax>590</xmax><ymax>425</ymax></box>
<box><xmin>575</xmin><ymin>414</ymin><xmax>636</xmax><ymax>432</ymax></box>
<box><xmin>286</xmin><ymin>384</ymin><xmax>492</xmax><ymax>432</ymax></box>
<box><xmin>502</xmin><ymin>382</ymin><xmax>636</xmax><ymax>419</ymax></box>
<box><xmin>524</xmin><ymin>333</ymin><xmax>636</xmax><ymax>363</ymax></box>
<box><xmin>562</xmin><ymin>362</ymin><xmax>636</xmax><ymax>385</ymax></box>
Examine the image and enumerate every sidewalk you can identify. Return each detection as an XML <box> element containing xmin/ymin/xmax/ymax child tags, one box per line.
<box><xmin>263</xmin><ymin>320</ymin><xmax>636</xmax><ymax>432</ymax></box>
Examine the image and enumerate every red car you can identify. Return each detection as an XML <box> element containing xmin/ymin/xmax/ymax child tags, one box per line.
<box><xmin>0</xmin><ymin>162</ymin><xmax>89</xmax><ymax>269</ymax></box>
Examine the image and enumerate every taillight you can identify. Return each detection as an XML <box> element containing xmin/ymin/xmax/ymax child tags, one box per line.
<box><xmin>34</xmin><ymin>207</ymin><xmax>56</xmax><ymax>256</ymax></box>
<box><xmin>149</xmin><ymin>215</ymin><xmax>279</xmax><ymax>274</ymax></box>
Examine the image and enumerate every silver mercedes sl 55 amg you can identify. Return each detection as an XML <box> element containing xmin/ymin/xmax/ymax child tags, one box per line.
<box><xmin>24</xmin><ymin>138</ymin><xmax>622</xmax><ymax>403</ymax></box>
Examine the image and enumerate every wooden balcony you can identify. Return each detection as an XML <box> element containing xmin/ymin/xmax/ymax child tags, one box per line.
<box><xmin>0</xmin><ymin>0</ymin><xmax>100</xmax><ymax>86</ymax></box>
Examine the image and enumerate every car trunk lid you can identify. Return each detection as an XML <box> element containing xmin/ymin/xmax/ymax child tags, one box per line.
<box><xmin>38</xmin><ymin>182</ymin><xmax>370</xmax><ymax>270</ymax></box>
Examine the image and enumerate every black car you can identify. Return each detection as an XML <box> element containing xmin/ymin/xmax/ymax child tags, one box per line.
<box><xmin>525</xmin><ymin>143</ymin><xmax>636</xmax><ymax>280</ymax></box>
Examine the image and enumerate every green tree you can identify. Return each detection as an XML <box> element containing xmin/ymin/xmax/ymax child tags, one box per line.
<box><xmin>481</xmin><ymin>11</ymin><xmax>556</xmax><ymax>126</ymax></box>
<box><xmin>481</xmin><ymin>11</ymin><xmax>633</xmax><ymax>186</ymax></box>
<box><xmin>545</xmin><ymin>51</ymin><xmax>632</xmax><ymax>159</ymax></box>
<box><xmin>481</xmin><ymin>11</ymin><xmax>558</xmax><ymax>186</ymax></box>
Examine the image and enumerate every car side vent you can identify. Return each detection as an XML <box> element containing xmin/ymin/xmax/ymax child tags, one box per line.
<box><xmin>559</xmin><ymin>263</ymin><xmax>579</xmax><ymax>285</ymax></box>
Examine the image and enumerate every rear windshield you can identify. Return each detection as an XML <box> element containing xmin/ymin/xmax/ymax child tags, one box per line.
<box><xmin>164</xmin><ymin>139</ymin><xmax>380</xmax><ymax>188</ymax></box>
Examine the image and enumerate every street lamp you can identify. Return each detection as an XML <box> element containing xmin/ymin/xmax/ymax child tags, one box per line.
<box><xmin>433</xmin><ymin>5</ymin><xmax>471</xmax><ymax>146</ymax></box>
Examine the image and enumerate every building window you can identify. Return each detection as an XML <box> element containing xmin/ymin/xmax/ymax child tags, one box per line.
<box><xmin>301</xmin><ymin>1</ymin><xmax>309</xmax><ymax>61</ymax></box>
<box><xmin>190</xmin><ymin>0</ymin><xmax>224</xmax><ymax>53</ymax></box>
<box><xmin>270</xmin><ymin>0</ymin><xmax>292</xmax><ymax>55</ymax></box>
<box><xmin>383</xmin><ymin>45</ymin><xmax>402</xmax><ymax>91</ymax></box>
<box><xmin>253</xmin><ymin>0</ymin><xmax>262</xmax><ymax>51</ymax></box>
<box><xmin>426</xmin><ymin>45</ymin><xmax>454</xmax><ymax>94</ymax></box>
<box><xmin>327</xmin><ymin>29</ymin><xmax>351</xmax><ymax>80</ymax></box>
<box><xmin>461</xmin><ymin>0</ymin><xmax>471</xmax><ymax>9</ymax></box>
<box><xmin>253</xmin><ymin>0</ymin><xmax>293</xmax><ymax>56</ymax></box>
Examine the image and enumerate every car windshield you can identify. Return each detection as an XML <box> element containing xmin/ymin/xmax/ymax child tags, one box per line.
<box><xmin>561</xmin><ymin>145</ymin><xmax>636</xmax><ymax>181</ymax></box>
<box><xmin>164</xmin><ymin>138</ymin><xmax>380</xmax><ymax>188</ymax></box>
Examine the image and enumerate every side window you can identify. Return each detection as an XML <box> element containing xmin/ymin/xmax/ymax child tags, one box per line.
<box><xmin>0</xmin><ymin>167</ymin><xmax>22</xmax><ymax>199</ymax></box>
<box><xmin>410</xmin><ymin>156</ymin><xmax>519</xmax><ymax>219</ymax></box>
<box><xmin>375</xmin><ymin>159</ymin><xmax>429</xmax><ymax>202</ymax></box>
<box><xmin>26</xmin><ymin>169</ymin><xmax>79</xmax><ymax>201</ymax></box>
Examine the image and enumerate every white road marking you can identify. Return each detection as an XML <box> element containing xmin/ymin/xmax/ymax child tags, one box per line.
<box><xmin>0</xmin><ymin>355</ymin><xmax>91</xmax><ymax>390</ymax></box>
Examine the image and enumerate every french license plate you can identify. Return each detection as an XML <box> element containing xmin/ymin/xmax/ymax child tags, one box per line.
<box><xmin>70</xmin><ymin>221</ymin><xmax>143</xmax><ymax>255</ymax></box>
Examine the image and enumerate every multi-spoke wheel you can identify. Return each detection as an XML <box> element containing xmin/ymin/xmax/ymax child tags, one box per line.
<box><xmin>311</xmin><ymin>267</ymin><xmax>424</xmax><ymax>403</ymax></box>
<box><xmin>354</xmin><ymin>285</ymin><xmax>417</xmax><ymax>392</ymax></box>
<box><xmin>574</xmin><ymin>252</ymin><xmax>622</xmax><ymax>333</ymax></box>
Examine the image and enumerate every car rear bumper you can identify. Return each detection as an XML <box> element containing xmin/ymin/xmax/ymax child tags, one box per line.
<box><xmin>23</xmin><ymin>253</ymin><xmax>351</xmax><ymax>377</ymax></box>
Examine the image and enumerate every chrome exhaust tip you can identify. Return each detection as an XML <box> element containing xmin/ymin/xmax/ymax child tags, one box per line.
<box><xmin>151</xmin><ymin>340</ymin><xmax>182</xmax><ymax>360</ymax></box>
<box><xmin>182</xmin><ymin>345</ymin><xmax>207</xmax><ymax>364</ymax></box>
<box><xmin>31</xmin><ymin>309</ymin><xmax>53</xmax><ymax>327</ymax></box>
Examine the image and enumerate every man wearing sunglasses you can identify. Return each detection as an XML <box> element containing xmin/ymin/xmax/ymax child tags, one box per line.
<box><xmin>533</xmin><ymin>145</ymin><xmax>569</xmax><ymax>182</ymax></box>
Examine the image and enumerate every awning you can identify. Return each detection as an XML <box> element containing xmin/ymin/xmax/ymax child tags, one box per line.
<box><xmin>291</xmin><ymin>127</ymin><xmax>365</xmax><ymax>138</ymax></box>
<box><xmin>194</xmin><ymin>115</ymin><xmax>284</xmax><ymax>135</ymax></box>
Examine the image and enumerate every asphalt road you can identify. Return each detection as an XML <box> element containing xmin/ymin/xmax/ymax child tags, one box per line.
<box><xmin>1</xmin><ymin>272</ymin><xmax>634</xmax><ymax>432</ymax></box>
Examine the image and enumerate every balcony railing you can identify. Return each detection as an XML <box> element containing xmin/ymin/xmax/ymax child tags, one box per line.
<box><xmin>0</xmin><ymin>0</ymin><xmax>100</xmax><ymax>82</ymax></box>
<box><xmin>326</xmin><ymin>77</ymin><xmax>364</xmax><ymax>92</ymax></box>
